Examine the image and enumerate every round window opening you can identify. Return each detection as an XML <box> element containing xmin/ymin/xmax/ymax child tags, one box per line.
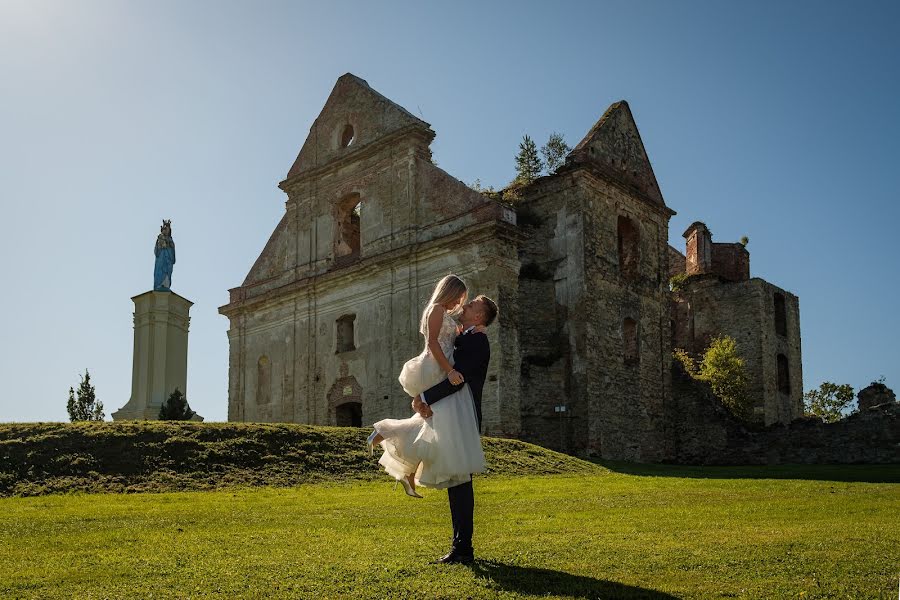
<box><xmin>340</xmin><ymin>124</ymin><xmax>355</xmax><ymax>148</ymax></box>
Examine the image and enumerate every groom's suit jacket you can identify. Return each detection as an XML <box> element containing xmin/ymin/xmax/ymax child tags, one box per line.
<box><xmin>422</xmin><ymin>329</ymin><xmax>490</xmax><ymax>432</ymax></box>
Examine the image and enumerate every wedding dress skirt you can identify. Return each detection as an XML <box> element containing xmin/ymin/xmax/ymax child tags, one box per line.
<box><xmin>398</xmin><ymin>350</ymin><xmax>452</xmax><ymax>398</ymax></box>
<box><xmin>374</xmin><ymin>383</ymin><xmax>485</xmax><ymax>489</ymax></box>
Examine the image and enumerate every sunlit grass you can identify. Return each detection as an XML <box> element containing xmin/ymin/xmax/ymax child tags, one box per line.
<box><xmin>1</xmin><ymin>466</ymin><xmax>897</xmax><ymax>599</ymax></box>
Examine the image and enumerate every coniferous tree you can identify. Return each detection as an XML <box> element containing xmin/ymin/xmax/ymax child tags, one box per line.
<box><xmin>541</xmin><ymin>132</ymin><xmax>571</xmax><ymax>174</ymax></box>
<box><xmin>514</xmin><ymin>134</ymin><xmax>543</xmax><ymax>185</ymax></box>
<box><xmin>159</xmin><ymin>388</ymin><xmax>196</xmax><ymax>421</ymax></box>
<box><xmin>66</xmin><ymin>369</ymin><xmax>105</xmax><ymax>422</ymax></box>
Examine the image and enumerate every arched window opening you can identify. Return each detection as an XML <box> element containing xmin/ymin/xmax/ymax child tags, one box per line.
<box><xmin>774</xmin><ymin>292</ymin><xmax>787</xmax><ymax>337</ymax></box>
<box><xmin>777</xmin><ymin>353</ymin><xmax>790</xmax><ymax>395</ymax></box>
<box><xmin>335</xmin><ymin>402</ymin><xmax>362</xmax><ymax>427</ymax></box>
<box><xmin>623</xmin><ymin>318</ymin><xmax>639</xmax><ymax>364</ymax></box>
<box><xmin>617</xmin><ymin>215</ymin><xmax>640</xmax><ymax>280</ymax></box>
<box><xmin>340</xmin><ymin>124</ymin><xmax>355</xmax><ymax>148</ymax></box>
<box><xmin>336</xmin><ymin>314</ymin><xmax>356</xmax><ymax>353</ymax></box>
<box><xmin>334</xmin><ymin>193</ymin><xmax>362</xmax><ymax>261</ymax></box>
<box><xmin>257</xmin><ymin>356</ymin><xmax>271</xmax><ymax>405</ymax></box>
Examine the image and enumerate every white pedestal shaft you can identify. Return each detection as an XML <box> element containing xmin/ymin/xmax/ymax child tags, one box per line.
<box><xmin>113</xmin><ymin>290</ymin><xmax>199</xmax><ymax>420</ymax></box>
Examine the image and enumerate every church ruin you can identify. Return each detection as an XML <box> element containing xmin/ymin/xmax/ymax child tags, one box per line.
<box><xmin>218</xmin><ymin>73</ymin><xmax>803</xmax><ymax>462</ymax></box>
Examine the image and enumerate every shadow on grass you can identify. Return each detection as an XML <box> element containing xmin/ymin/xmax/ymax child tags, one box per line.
<box><xmin>471</xmin><ymin>560</ymin><xmax>678</xmax><ymax>599</ymax></box>
<box><xmin>595</xmin><ymin>461</ymin><xmax>900</xmax><ymax>484</ymax></box>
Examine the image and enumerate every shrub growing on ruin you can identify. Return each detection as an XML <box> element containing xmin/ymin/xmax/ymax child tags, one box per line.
<box><xmin>541</xmin><ymin>132</ymin><xmax>571</xmax><ymax>174</ymax></box>
<box><xmin>669</xmin><ymin>273</ymin><xmax>689</xmax><ymax>292</ymax></box>
<box><xmin>675</xmin><ymin>336</ymin><xmax>752</xmax><ymax>420</ymax></box>
<box><xmin>803</xmin><ymin>382</ymin><xmax>856</xmax><ymax>423</ymax></box>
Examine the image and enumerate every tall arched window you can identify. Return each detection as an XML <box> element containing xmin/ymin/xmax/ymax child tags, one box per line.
<box><xmin>617</xmin><ymin>215</ymin><xmax>640</xmax><ymax>280</ymax></box>
<box><xmin>336</xmin><ymin>314</ymin><xmax>356</xmax><ymax>353</ymax></box>
<box><xmin>774</xmin><ymin>292</ymin><xmax>787</xmax><ymax>337</ymax></box>
<box><xmin>623</xmin><ymin>318</ymin><xmax>639</xmax><ymax>364</ymax></box>
<box><xmin>777</xmin><ymin>354</ymin><xmax>790</xmax><ymax>395</ymax></box>
<box><xmin>334</xmin><ymin>193</ymin><xmax>362</xmax><ymax>261</ymax></box>
<box><xmin>257</xmin><ymin>356</ymin><xmax>271</xmax><ymax>405</ymax></box>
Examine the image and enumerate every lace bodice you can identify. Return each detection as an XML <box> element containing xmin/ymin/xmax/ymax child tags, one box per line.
<box><xmin>423</xmin><ymin>305</ymin><xmax>458</xmax><ymax>360</ymax></box>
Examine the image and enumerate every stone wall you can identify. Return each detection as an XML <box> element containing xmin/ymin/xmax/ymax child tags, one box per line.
<box><xmin>673</xmin><ymin>275</ymin><xmax>802</xmax><ymax>425</ymax></box>
<box><xmin>515</xmin><ymin>174</ymin><xmax>585</xmax><ymax>454</ymax></box>
<box><xmin>577</xmin><ymin>172</ymin><xmax>672</xmax><ymax>462</ymax></box>
<box><xmin>667</xmin><ymin>245</ymin><xmax>686</xmax><ymax>280</ymax></box>
<box><xmin>669</xmin><ymin>363</ymin><xmax>900</xmax><ymax>464</ymax></box>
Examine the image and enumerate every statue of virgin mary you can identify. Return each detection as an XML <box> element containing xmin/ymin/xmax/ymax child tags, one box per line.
<box><xmin>154</xmin><ymin>219</ymin><xmax>176</xmax><ymax>291</ymax></box>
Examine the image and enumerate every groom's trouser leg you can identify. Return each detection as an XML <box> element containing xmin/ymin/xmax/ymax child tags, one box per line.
<box><xmin>447</xmin><ymin>478</ymin><xmax>474</xmax><ymax>553</ymax></box>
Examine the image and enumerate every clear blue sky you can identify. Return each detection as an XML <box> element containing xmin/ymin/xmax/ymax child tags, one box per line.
<box><xmin>1</xmin><ymin>1</ymin><xmax>897</xmax><ymax>422</ymax></box>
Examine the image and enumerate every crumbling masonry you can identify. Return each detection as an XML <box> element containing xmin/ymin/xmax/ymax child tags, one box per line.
<box><xmin>219</xmin><ymin>74</ymin><xmax>818</xmax><ymax>462</ymax></box>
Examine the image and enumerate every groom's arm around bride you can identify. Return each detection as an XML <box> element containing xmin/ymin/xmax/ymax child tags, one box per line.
<box><xmin>413</xmin><ymin>294</ymin><xmax>497</xmax><ymax>430</ymax></box>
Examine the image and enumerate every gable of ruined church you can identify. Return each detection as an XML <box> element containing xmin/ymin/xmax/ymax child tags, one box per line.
<box><xmin>242</xmin><ymin>213</ymin><xmax>295</xmax><ymax>286</ymax></box>
<box><xmin>569</xmin><ymin>101</ymin><xmax>665</xmax><ymax>206</ymax></box>
<box><xmin>286</xmin><ymin>73</ymin><xmax>431</xmax><ymax>179</ymax></box>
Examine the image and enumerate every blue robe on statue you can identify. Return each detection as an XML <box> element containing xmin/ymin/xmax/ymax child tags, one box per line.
<box><xmin>154</xmin><ymin>234</ymin><xmax>176</xmax><ymax>291</ymax></box>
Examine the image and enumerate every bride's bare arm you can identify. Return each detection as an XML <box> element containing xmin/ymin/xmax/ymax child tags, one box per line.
<box><xmin>426</xmin><ymin>304</ymin><xmax>457</xmax><ymax>376</ymax></box>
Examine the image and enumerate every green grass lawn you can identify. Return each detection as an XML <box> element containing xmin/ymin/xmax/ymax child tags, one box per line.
<box><xmin>2</xmin><ymin>466</ymin><xmax>898</xmax><ymax>599</ymax></box>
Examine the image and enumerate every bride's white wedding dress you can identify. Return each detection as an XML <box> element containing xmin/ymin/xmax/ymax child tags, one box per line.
<box><xmin>374</xmin><ymin>306</ymin><xmax>485</xmax><ymax>489</ymax></box>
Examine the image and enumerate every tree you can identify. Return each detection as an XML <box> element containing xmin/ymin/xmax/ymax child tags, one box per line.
<box><xmin>514</xmin><ymin>134</ymin><xmax>543</xmax><ymax>185</ymax></box>
<box><xmin>541</xmin><ymin>132</ymin><xmax>571</xmax><ymax>174</ymax></box>
<box><xmin>158</xmin><ymin>388</ymin><xmax>196</xmax><ymax>420</ymax></box>
<box><xmin>675</xmin><ymin>336</ymin><xmax>752</xmax><ymax>420</ymax></box>
<box><xmin>669</xmin><ymin>272</ymin><xmax>689</xmax><ymax>292</ymax></box>
<box><xmin>469</xmin><ymin>178</ymin><xmax>495</xmax><ymax>194</ymax></box>
<box><xmin>803</xmin><ymin>382</ymin><xmax>856</xmax><ymax>423</ymax></box>
<box><xmin>66</xmin><ymin>369</ymin><xmax>105</xmax><ymax>422</ymax></box>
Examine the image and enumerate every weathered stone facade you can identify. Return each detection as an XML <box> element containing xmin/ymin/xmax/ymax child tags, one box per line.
<box><xmin>669</xmin><ymin>223</ymin><xmax>803</xmax><ymax>425</ymax></box>
<box><xmin>219</xmin><ymin>74</ymin><xmax>822</xmax><ymax>462</ymax></box>
<box><xmin>219</xmin><ymin>75</ymin><xmax>521</xmax><ymax>439</ymax></box>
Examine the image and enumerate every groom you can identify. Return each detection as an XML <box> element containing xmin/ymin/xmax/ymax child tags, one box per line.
<box><xmin>412</xmin><ymin>294</ymin><xmax>499</xmax><ymax>565</ymax></box>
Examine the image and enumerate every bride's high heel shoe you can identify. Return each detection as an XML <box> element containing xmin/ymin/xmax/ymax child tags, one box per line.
<box><xmin>366</xmin><ymin>429</ymin><xmax>379</xmax><ymax>456</ymax></box>
<box><xmin>397</xmin><ymin>476</ymin><xmax>423</xmax><ymax>499</ymax></box>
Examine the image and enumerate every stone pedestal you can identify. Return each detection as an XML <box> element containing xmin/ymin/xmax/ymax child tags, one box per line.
<box><xmin>113</xmin><ymin>290</ymin><xmax>203</xmax><ymax>421</ymax></box>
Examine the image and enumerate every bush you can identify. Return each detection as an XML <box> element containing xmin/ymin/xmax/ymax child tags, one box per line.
<box><xmin>675</xmin><ymin>336</ymin><xmax>752</xmax><ymax>420</ymax></box>
<box><xmin>67</xmin><ymin>369</ymin><xmax>105</xmax><ymax>422</ymax></box>
<box><xmin>669</xmin><ymin>273</ymin><xmax>689</xmax><ymax>292</ymax></box>
<box><xmin>803</xmin><ymin>382</ymin><xmax>856</xmax><ymax>423</ymax></box>
<box><xmin>158</xmin><ymin>388</ymin><xmax>196</xmax><ymax>421</ymax></box>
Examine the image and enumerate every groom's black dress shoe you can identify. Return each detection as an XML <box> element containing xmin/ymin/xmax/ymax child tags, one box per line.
<box><xmin>433</xmin><ymin>549</ymin><xmax>474</xmax><ymax>565</ymax></box>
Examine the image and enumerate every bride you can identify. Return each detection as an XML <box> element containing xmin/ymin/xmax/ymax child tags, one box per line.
<box><xmin>366</xmin><ymin>274</ymin><xmax>486</xmax><ymax>497</ymax></box>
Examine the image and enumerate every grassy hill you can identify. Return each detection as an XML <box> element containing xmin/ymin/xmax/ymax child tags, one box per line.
<box><xmin>0</xmin><ymin>421</ymin><xmax>603</xmax><ymax>497</ymax></box>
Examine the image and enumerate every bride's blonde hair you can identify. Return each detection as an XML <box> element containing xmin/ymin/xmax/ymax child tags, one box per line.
<box><xmin>420</xmin><ymin>274</ymin><xmax>468</xmax><ymax>333</ymax></box>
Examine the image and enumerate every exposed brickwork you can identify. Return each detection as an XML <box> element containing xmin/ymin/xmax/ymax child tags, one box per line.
<box><xmin>711</xmin><ymin>243</ymin><xmax>750</xmax><ymax>282</ymax></box>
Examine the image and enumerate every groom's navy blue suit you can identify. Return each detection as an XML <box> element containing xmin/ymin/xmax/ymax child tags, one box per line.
<box><xmin>422</xmin><ymin>327</ymin><xmax>490</xmax><ymax>557</ymax></box>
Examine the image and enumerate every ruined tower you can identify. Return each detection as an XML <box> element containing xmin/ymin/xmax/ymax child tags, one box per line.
<box><xmin>515</xmin><ymin>102</ymin><xmax>675</xmax><ymax>461</ymax></box>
